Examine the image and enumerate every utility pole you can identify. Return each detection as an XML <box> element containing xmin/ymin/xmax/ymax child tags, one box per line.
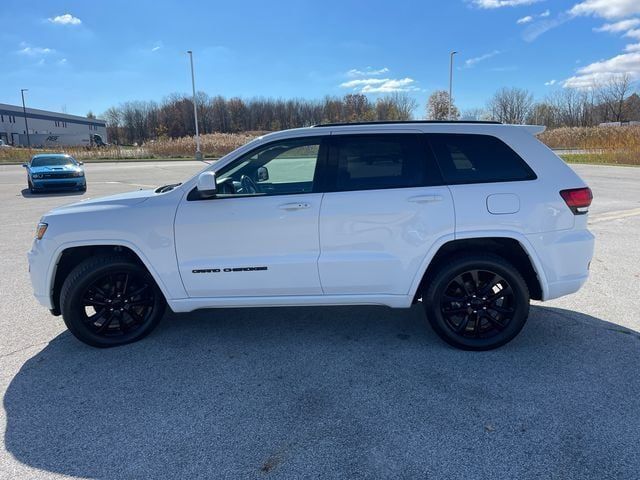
<box><xmin>187</xmin><ymin>50</ymin><xmax>202</xmax><ymax>161</ymax></box>
<box><xmin>21</xmin><ymin>89</ymin><xmax>31</xmax><ymax>149</ymax></box>
<box><xmin>448</xmin><ymin>51</ymin><xmax>458</xmax><ymax>120</ymax></box>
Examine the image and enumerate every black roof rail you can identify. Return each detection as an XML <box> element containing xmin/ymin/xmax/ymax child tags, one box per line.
<box><xmin>312</xmin><ymin>120</ymin><xmax>502</xmax><ymax>127</ymax></box>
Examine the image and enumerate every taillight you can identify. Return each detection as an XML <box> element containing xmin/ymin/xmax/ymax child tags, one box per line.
<box><xmin>560</xmin><ymin>187</ymin><xmax>592</xmax><ymax>215</ymax></box>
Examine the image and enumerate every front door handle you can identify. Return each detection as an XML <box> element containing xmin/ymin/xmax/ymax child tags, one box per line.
<box><xmin>278</xmin><ymin>202</ymin><xmax>311</xmax><ymax>211</ymax></box>
<box><xmin>408</xmin><ymin>195</ymin><xmax>443</xmax><ymax>204</ymax></box>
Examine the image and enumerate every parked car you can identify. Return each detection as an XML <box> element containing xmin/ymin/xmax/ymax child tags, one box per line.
<box><xmin>27</xmin><ymin>121</ymin><xmax>594</xmax><ymax>350</ymax></box>
<box><xmin>23</xmin><ymin>153</ymin><xmax>86</xmax><ymax>193</ymax></box>
<box><xmin>0</xmin><ymin>139</ymin><xmax>12</xmax><ymax>148</ymax></box>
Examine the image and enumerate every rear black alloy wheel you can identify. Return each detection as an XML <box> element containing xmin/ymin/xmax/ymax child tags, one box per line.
<box><xmin>60</xmin><ymin>255</ymin><xmax>165</xmax><ymax>347</ymax></box>
<box><xmin>423</xmin><ymin>255</ymin><xmax>529</xmax><ymax>350</ymax></box>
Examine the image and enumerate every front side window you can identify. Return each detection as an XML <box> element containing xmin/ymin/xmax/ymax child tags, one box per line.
<box><xmin>329</xmin><ymin>134</ymin><xmax>437</xmax><ymax>192</ymax></box>
<box><xmin>428</xmin><ymin>133</ymin><xmax>537</xmax><ymax>184</ymax></box>
<box><xmin>215</xmin><ymin>137</ymin><xmax>323</xmax><ymax>197</ymax></box>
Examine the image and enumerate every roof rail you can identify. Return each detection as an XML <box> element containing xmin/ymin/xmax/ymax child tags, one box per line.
<box><xmin>313</xmin><ymin>120</ymin><xmax>502</xmax><ymax>127</ymax></box>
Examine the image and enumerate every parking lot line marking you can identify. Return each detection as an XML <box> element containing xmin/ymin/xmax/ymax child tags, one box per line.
<box><xmin>590</xmin><ymin>207</ymin><xmax>640</xmax><ymax>224</ymax></box>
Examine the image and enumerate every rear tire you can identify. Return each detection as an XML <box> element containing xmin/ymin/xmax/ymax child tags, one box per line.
<box><xmin>422</xmin><ymin>254</ymin><xmax>529</xmax><ymax>351</ymax></box>
<box><xmin>60</xmin><ymin>255</ymin><xmax>166</xmax><ymax>347</ymax></box>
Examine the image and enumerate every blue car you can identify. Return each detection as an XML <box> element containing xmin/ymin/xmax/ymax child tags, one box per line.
<box><xmin>23</xmin><ymin>154</ymin><xmax>87</xmax><ymax>193</ymax></box>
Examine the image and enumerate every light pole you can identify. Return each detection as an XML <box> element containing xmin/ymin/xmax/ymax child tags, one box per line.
<box><xmin>20</xmin><ymin>89</ymin><xmax>31</xmax><ymax>149</ymax></box>
<box><xmin>448</xmin><ymin>51</ymin><xmax>458</xmax><ymax>120</ymax></box>
<box><xmin>186</xmin><ymin>50</ymin><xmax>202</xmax><ymax>161</ymax></box>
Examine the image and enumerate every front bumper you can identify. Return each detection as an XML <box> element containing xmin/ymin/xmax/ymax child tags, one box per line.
<box><xmin>28</xmin><ymin>238</ymin><xmax>55</xmax><ymax>309</ymax></box>
<box><xmin>31</xmin><ymin>178</ymin><xmax>86</xmax><ymax>190</ymax></box>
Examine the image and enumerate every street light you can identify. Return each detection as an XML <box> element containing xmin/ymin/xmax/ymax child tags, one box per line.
<box><xmin>448</xmin><ymin>51</ymin><xmax>458</xmax><ymax>120</ymax></box>
<box><xmin>20</xmin><ymin>89</ymin><xmax>31</xmax><ymax>149</ymax></box>
<box><xmin>186</xmin><ymin>50</ymin><xmax>203</xmax><ymax>161</ymax></box>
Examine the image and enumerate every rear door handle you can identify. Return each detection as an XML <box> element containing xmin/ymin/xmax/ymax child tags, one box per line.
<box><xmin>278</xmin><ymin>202</ymin><xmax>311</xmax><ymax>211</ymax></box>
<box><xmin>408</xmin><ymin>195</ymin><xmax>443</xmax><ymax>204</ymax></box>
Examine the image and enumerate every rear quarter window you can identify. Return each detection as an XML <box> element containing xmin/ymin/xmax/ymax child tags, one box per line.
<box><xmin>428</xmin><ymin>133</ymin><xmax>537</xmax><ymax>185</ymax></box>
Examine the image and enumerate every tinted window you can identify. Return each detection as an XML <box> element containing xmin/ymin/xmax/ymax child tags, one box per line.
<box><xmin>331</xmin><ymin>134</ymin><xmax>437</xmax><ymax>191</ymax></box>
<box><xmin>428</xmin><ymin>134</ymin><xmax>536</xmax><ymax>184</ymax></box>
<box><xmin>215</xmin><ymin>137</ymin><xmax>322</xmax><ymax>197</ymax></box>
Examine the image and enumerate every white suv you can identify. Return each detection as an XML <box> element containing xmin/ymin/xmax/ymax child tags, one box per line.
<box><xmin>28</xmin><ymin>122</ymin><xmax>594</xmax><ymax>350</ymax></box>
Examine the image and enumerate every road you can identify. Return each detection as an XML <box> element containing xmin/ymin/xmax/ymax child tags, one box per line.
<box><xmin>1</xmin><ymin>161</ymin><xmax>639</xmax><ymax>479</ymax></box>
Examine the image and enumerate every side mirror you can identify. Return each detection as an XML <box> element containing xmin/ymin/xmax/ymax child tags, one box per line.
<box><xmin>78</xmin><ymin>161</ymin><xmax>84</xmax><ymax>165</ymax></box>
<box><xmin>196</xmin><ymin>171</ymin><xmax>217</xmax><ymax>197</ymax></box>
<box><xmin>22</xmin><ymin>163</ymin><xmax>28</xmax><ymax>168</ymax></box>
<box><xmin>257</xmin><ymin>166</ymin><xmax>269</xmax><ymax>182</ymax></box>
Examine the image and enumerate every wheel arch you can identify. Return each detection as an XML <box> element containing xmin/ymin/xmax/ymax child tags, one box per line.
<box><xmin>410</xmin><ymin>233</ymin><xmax>547</xmax><ymax>303</ymax></box>
<box><xmin>49</xmin><ymin>242</ymin><xmax>170</xmax><ymax>315</ymax></box>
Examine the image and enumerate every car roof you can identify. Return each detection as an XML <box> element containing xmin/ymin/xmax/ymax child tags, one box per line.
<box><xmin>253</xmin><ymin>122</ymin><xmax>545</xmax><ymax>143</ymax></box>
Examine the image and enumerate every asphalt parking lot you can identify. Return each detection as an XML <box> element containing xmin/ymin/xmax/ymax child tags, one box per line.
<box><xmin>1</xmin><ymin>161</ymin><xmax>639</xmax><ymax>479</ymax></box>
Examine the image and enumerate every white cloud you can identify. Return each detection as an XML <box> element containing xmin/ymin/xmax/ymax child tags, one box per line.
<box><xmin>595</xmin><ymin>18</ymin><xmax>640</xmax><ymax>32</ymax></box>
<box><xmin>464</xmin><ymin>50</ymin><xmax>500</xmax><ymax>67</ymax></box>
<box><xmin>17</xmin><ymin>44</ymin><xmax>54</xmax><ymax>56</ymax></box>
<box><xmin>569</xmin><ymin>0</ymin><xmax>640</xmax><ymax>20</ymax></box>
<box><xmin>544</xmin><ymin>79</ymin><xmax>557</xmax><ymax>85</ymax></box>
<box><xmin>58</xmin><ymin>58</ymin><xmax>68</xmax><ymax>65</ymax></box>
<box><xmin>48</xmin><ymin>13</ymin><xmax>82</xmax><ymax>25</ymax></box>
<box><xmin>340</xmin><ymin>77</ymin><xmax>418</xmax><ymax>93</ymax></box>
<box><xmin>517</xmin><ymin>10</ymin><xmax>551</xmax><ymax>24</ymax></box>
<box><xmin>563</xmin><ymin>51</ymin><xmax>640</xmax><ymax>88</ymax></box>
<box><xmin>522</xmin><ymin>14</ymin><xmax>569</xmax><ymax>41</ymax></box>
<box><xmin>625</xmin><ymin>43</ymin><xmax>640</xmax><ymax>51</ymax></box>
<box><xmin>625</xmin><ymin>28</ymin><xmax>640</xmax><ymax>39</ymax></box>
<box><xmin>471</xmin><ymin>0</ymin><xmax>543</xmax><ymax>8</ymax></box>
<box><xmin>346</xmin><ymin>67</ymin><xmax>389</xmax><ymax>77</ymax></box>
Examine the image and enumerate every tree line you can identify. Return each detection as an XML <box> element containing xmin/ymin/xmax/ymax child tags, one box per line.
<box><xmin>102</xmin><ymin>75</ymin><xmax>639</xmax><ymax>145</ymax></box>
<box><xmin>102</xmin><ymin>93</ymin><xmax>417</xmax><ymax>145</ymax></box>
<box><xmin>431</xmin><ymin>74</ymin><xmax>640</xmax><ymax>127</ymax></box>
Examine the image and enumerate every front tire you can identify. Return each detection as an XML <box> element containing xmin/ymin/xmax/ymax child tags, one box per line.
<box><xmin>422</xmin><ymin>254</ymin><xmax>530</xmax><ymax>351</ymax></box>
<box><xmin>60</xmin><ymin>255</ymin><xmax>166</xmax><ymax>347</ymax></box>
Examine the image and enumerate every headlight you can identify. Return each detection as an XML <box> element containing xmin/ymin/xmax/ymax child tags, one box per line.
<box><xmin>35</xmin><ymin>222</ymin><xmax>48</xmax><ymax>240</ymax></box>
<box><xmin>73</xmin><ymin>171</ymin><xmax>84</xmax><ymax>177</ymax></box>
<box><xmin>33</xmin><ymin>174</ymin><xmax>43</xmax><ymax>179</ymax></box>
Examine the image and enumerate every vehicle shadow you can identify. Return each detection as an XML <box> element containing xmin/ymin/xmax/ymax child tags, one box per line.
<box><xmin>20</xmin><ymin>188</ymin><xmax>85</xmax><ymax>198</ymax></box>
<box><xmin>4</xmin><ymin>305</ymin><xmax>640</xmax><ymax>479</ymax></box>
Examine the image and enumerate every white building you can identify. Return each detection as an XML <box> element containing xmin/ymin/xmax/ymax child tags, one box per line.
<box><xmin>0</xmin><ymin>103</ymin><xmax>107</xmax><ymax>146</ymax></box>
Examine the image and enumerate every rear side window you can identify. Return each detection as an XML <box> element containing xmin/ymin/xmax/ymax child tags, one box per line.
<box><xmin>329</xmin><ymin>134</ymin><xmax>440</xmax><ymax>192</ymax></box>
<box><xmin>428</xmin><ymin>134</ymin><xmax>536</xmax><ymax>184</ymax></box>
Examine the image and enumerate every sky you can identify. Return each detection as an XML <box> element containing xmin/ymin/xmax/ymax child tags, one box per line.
<box><xmin>2</xmin><ymin>0</ymin><xmax>640</xmax><ymax>118</ymax></box>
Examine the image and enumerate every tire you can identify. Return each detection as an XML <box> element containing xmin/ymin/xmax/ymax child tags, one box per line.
<box><xmin>422</xmin><ymin>254</ymin><xmax>530</xmax><ymax>351</ymax></box>
<box><xmin>28</xmin><ymin>180</ymin><xmax>36</xmax><ymax>194</ymax></box>
<box><xmin>60</xmin><ymin>255</ymin><xmax>166</xmax><ymax>348</ymax></box>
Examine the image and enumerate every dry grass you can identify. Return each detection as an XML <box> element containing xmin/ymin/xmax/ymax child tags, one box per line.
<box><xmin>2</xmin><ymin>127</ymin><xmax>640</xmax><ymax>166</ymax></box>
<box><xmin>540</xmin><ymin>126</ymin><xmax>640</xmax><ymax>165</ymax></box>
<box><xmin>0</xmin><ymin>132</ymin><xmax>260</xmax><ymax>163</ymax></box>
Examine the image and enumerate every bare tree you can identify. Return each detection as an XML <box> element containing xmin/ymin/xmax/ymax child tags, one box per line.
<box><xmin>487</xmin><ymin>87</ymin><xmax>533</xmax><ymax>124</ymax></box>
<box><xmin>426</xmin><ymin>90</ymin><xmax>459</xmax><ymax>120</ymax></box>
<box><xmin>597</xmin><ymin>74</ymin><xmax>632</xmax><ymax>122</ymax></box>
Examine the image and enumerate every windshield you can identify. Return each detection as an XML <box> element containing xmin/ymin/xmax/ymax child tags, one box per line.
<box><xmin>31</xmin><ymin>156</ymin><xmax>77</xmax><ymax>167</ymax></box>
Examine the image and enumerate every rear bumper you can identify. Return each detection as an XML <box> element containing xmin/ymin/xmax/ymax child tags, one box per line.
<box><xmin>526</xmin><ymin>228</ymin><xmax>595</xmax><ymax>301</ymax></box>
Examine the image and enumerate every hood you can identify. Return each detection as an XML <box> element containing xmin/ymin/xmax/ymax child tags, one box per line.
<box><xmin>45</xmin><ymin>188</ymin><xmax>156</xmax><ymax>217</ymax></box>
<box><xmin>30</xmin><ymin>164</ymin><xmax>83</xmax><ymax>174</ymax></box>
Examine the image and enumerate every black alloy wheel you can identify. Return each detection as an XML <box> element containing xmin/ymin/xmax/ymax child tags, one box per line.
<box><xmin>60</xmin><ymin>255</ymin><xmax>166</xmax><ymax>347</ymax></box>
<box><xmin>423</xmin><ymin>254</ymin><xmax>530</xmax><ymax>350</ymax></box>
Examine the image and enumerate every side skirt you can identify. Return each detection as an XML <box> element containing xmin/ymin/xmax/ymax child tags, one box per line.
<box><xmin>168</xmin><ymin>294</ymin><xmax>413</xmax><ymax>313</ymax></box>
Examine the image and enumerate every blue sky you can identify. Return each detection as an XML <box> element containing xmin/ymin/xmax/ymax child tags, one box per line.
<box><xmin>2</xmin><ymin>0</ymin><xmax>640</xmax><ymax>118</ymax></box>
